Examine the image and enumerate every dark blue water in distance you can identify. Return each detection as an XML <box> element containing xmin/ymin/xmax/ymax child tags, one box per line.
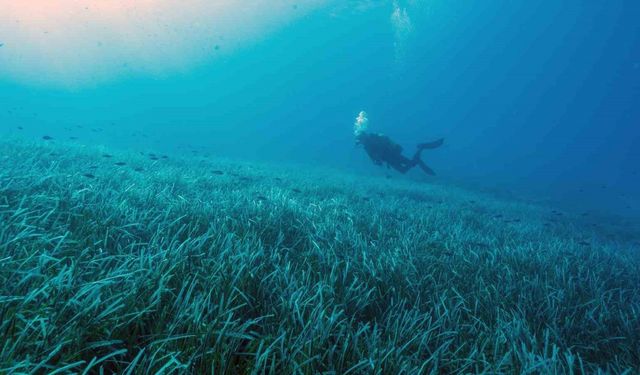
<box><xmin>1</xmin><ymin>1</ymin><xmax>639</xmax><ymax>221</ymax></box>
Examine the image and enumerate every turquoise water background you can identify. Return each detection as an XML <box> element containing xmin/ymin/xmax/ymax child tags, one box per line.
<box><xmin>1</xmin><ymin>1</ymin><xmax>638</xmax><ymax>219</ymax></box>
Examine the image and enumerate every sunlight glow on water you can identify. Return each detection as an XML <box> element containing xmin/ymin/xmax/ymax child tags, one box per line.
<box><xmin>0</xmin><ymin>0</ymin><xmax>330</xmax><ymax>87</ymax></box>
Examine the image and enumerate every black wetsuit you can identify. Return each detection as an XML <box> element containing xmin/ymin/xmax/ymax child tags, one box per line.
<box><xmin>356</xmin><ymin>132</ymin><xmax>443</xmax><ymax>175</ymax></box>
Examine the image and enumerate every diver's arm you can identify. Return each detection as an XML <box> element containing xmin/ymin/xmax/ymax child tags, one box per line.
<box><xmin>370</xmin><ymin>155</ymin><xmax>383</xmax><ymax>166</ymax></box>
<box><xmin>365</xmin><ymin>150</ymin><xmax>382</xmax><ymax>166</ymax></box>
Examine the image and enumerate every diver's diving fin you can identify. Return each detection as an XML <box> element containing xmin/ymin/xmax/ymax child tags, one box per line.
<box><xmin>418</xmin><ymin>138</ymin><xmax>444</xmax><ymax>149</ymax></box>
<box><xmin>418</xmin><ymin>161</ymin><xmax>436</xmax><ymax>176</ymax></box>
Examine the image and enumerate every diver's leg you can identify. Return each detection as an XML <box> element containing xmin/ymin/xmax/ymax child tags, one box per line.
<box><xmin>391</xmin><ymin>155</ymin><xmax>413</xmax><ymax>174</ymax></box>
<box><xmin>411</xmin><ymin>148</ymin><xmax>424</xmax><ymax>163</ymax></box>
<box><xmin>394</xmin><ymin>164</ymin><xmax>411</xmax><ymax>174</ymax></box>
<box><xmin>418</xmin><ymin>138</ymin><xmax>444</xmax><ymax>149</ymax></box>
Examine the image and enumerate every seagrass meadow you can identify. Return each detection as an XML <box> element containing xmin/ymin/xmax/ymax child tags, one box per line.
<box><xmin>1</xmin><ymin>138</ymin><xmax>639</xmax><ymax>374</ymax></box>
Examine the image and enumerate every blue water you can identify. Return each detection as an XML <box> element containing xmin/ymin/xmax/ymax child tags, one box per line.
<box><xmin>1</xmin><ymin>1</ymin><xmax>639</xmax><ymax>220</ymax></box>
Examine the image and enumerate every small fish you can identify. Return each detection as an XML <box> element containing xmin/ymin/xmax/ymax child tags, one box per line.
<box><xmin>42</xmin><ymin>135</ymin><xmax>53</xmax><ymax>140</ymax></box>
<box><xmin>292</xmin><ymin>188</ymin><xmax>303</xmax><ymax>194</ymax></box>
<box><xmin>493</xmin><ymin>214</ymin><xmax>503</xmax><ymax>219</ymax></box>
<box><xmin>469</xmin><ymin>200</ymin><xmax>476</xmax><ymax>204</ymax></box>
<box><xmin>114</xmin><ymin>162</ymin><xmax>127</xmax><ymax>166</ymax></box>
<box><xmin>212</xmin><ymin>170</ymin><xmax>224</xmax><ymax>175</ymax></box>
<box><xmin>0</xmin><ymin>43</ymin><xmax>4</xmax><ymax>47</ymax></box>
<box><xmin>134</xmin><ymin>167</ymin><xmax>144</xmax><ymax>172</ymax></box>
<box><xmin>69</xmin><ymin>136</ymin><xmax>78</xmax><ymax>140</ymax></box>
<box><xmin>102</xmin><ymin>154</ymin><xmax>113</xmax><ymax>158</ymax></box>
<box><xmin>274</xmin><ymin>177</ymin><xmax>283</xmax><ymax>182</ymax></box>
<box><xmin>578</xmin><ymin>241</ymin><xmax>590</xmax><ymax>246</ymax></box>
<box><xmin>17</xmin><ymin>126</ymin><xmax>23</xmax><ymax>130</ymax></box>
<box><xmin>255</xmin><ymin>195</ymin><xmax>268</xmax><ymax>201</ymax></box>
<box><xmin>83</xmin><ymin>173</ymin><xmax>96</xmax><ymax>179</ymax></box>
<box><xmin>161</xmin><ymin>155</ymin><xmax>168</xmax><ymax>159</ymax></box>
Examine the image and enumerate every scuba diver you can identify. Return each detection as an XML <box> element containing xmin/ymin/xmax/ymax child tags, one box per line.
<box><xmin>354</xmin><ymin>111</ymin><xmax>443</xmax><ymax>176</ymax></box>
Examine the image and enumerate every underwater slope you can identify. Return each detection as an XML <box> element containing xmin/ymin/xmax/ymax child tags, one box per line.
<box><xmin>0</xmin><ymin>139</ymin><xmax>639</xmax><ymax>374</ymax></box>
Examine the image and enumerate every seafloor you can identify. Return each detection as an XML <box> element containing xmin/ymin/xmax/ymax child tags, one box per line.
<box><xmin>1</xmin><ymin>139</ymin><xmax>638</xmax><ymax>374</ymax></box>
